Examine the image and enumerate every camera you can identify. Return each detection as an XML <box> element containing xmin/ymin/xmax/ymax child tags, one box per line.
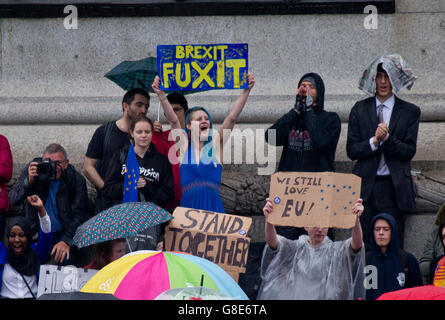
<box><xmin>36</xmin><ymin>158</ymin><xmax>57</xmax><ymax>181</ymax></box>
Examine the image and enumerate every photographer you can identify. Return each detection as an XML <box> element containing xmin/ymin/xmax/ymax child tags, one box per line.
<box><xmin>9</xmin><ymin>143</ymin><xmax>89</xmax><ymax>266</ymax></box>
<box><xmin>265</xmin><ymin>73</ymin><xmax>341</xmax><ymax>240</ymax></box>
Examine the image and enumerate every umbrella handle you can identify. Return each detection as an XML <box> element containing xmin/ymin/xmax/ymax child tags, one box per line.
<box><xmin>126</xmin><ymin>237</ymin><xmax>133</xmax><ymax>253</ymax></box>
<box><xmin>138</xmin><ymin>80</ymin><xmax>146</xmax><ymax>89</ymax></box>
<box><xmin>199</xmin><ymin>274</ymin><xmax>204</xmax><ymax>296</ymax></box>
<box><xmin>157</xmin><ymin>101</ymin><xmax>160</xmax><ymax>121</ymax></box>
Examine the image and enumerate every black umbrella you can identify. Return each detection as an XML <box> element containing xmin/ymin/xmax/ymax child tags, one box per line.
<box><xmin>38</xmin><ymin>291</ymin><xmax>119</xmax><ymax>300</ymax></box>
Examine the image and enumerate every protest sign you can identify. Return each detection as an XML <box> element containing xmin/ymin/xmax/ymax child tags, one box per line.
<box><xmin>37</xmin><ymin>265</ymin><xmax>98</xmax><ymax>298</ymax></box>
<box><xmin>164</xmin><ymin>207</ymin><xmax>252</xmax><ymax>280</ymax></box>
<box><xmin>267</xmin><ymin>172</ymin><xmax>361</xmax><ymax>228</ymax></box>
<box><xmin>157</xmin><ymin>43</ymin><xmax>248</xmax><ymax>92</ymax></box>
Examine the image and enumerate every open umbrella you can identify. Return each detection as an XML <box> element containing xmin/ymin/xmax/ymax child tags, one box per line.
<box><xmin>105</xmin><ymin>56</ymin><xmax>210</xmax><ymax>95</ymax></box>
<box><xmin>105</xmin><ymin>57</ymin><xmax>209</xmax><ymax>120</ymax></box>
<box><xmin>358</xmin><ymin>54</ymin><xmax>417</xmax><ymax>96</ymax></box>
<box><xmin>105</xmin><ymin>57</ymin><xmax>158</xmax><ymax>91</ymax></box>
<box><xmin>377</xmin><ymin>285</ymin><xmax>445</xmax><ymax>300</ymax></box>
<box><xmin>38</xmin><ymin>292</ymin><xmax>119</xmax><ymax>300</ymax></box>
<box><xmin>73</xmin><ymin>202</ymin><xmax>173</xmax><ymax>249</ymax></box>
<box><xmin>80</xmin><ymin>250</ymin><xmax>248</xmax><ymax>300</ymax></box>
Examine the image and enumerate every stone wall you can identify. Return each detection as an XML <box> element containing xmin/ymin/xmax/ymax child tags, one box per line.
<box><xmin>1</xmin><ymin>0</ymin><xmax>445</xmax><ymax>259</ymax></box>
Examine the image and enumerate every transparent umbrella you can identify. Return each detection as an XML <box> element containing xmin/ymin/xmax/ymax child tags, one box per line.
<box><xmin>155</xmin><ymin>286</ymin><xmax>234</xmax><ymax>300</ymax></box>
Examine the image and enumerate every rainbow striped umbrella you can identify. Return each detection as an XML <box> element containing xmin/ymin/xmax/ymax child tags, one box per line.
<box><xmin>80</xmin><ymin>250</ymin><xmax>248</xmax><ymax>300</ymax></box>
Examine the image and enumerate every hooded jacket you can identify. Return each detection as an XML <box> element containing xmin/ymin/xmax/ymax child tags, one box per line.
<box><xmin>366</xmin><ymin>213</ymin><xmax>422</xmax><ymax>300</ymax></box>
<box><xmin>265</xmin><ymin>73</ymin><xmax>341</xmax><ymax>172</ymax></box>
<box><xmin>430</xmin><ymin>222</ymin><xmax>445</xmax><ymax>285</ymax></box>
<box><xmin>419</xmin><ymin>205</ymin><xmax>445</xmax><ymax>284</ymax></box>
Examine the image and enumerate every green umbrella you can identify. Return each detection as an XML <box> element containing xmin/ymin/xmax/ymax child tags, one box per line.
<box><xmin>105</xmin><ymin>57</ymin><xmax>157</xmax><ymax>92</ymax></box>
<box><xmin>105</xmin><ymin>56</ymin><xmax>208</xmax><ymax>119</ymax></box>
<box><xmin>105</xmin><ymin>56</ymin><xmax>206</xmax><ymax>95</ymax></box>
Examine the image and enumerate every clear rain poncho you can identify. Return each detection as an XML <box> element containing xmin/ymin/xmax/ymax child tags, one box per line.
<box><xmin>257</xmin><ymin>235</ymin><xmax>365</xmax><ymax>300</ymax></box>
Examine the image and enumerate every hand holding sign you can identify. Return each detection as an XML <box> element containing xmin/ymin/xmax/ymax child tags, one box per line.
<box><xmin>246</xmin><ymin>72</ymin><xmax>255</xmax><ymax>90</ymax></box>
<box><xmin>351</xmin><ymin>198</ymin><xmax>364</xmax><ymax>218</ymax></box>
<box><xmin>267</xmin><ymin>172</ymin><xmax>362</xmax><ymax>228</ymax></box>
<box><xmin>151</xmin><ymin>75</ymin><xmax>164</xmax><ymax>97</ymax></box>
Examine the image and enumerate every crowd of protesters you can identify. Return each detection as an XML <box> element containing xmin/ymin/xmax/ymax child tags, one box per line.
<box><xmin>0</xmin><ymin>56</ymin><xmax>444</xmax><ymax>300</ymax></box>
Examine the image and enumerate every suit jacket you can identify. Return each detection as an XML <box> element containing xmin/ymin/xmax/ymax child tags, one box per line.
<box><xmin>346</xmin><ymin>96</ymin><xmax>420</xmax><ymax>211</ymax></box>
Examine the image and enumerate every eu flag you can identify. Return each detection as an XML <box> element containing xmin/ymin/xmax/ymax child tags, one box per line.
<box><xmin>123</xmin><ymin>143</ymin><xmax>140</xmax><ymax>203</ymax></box>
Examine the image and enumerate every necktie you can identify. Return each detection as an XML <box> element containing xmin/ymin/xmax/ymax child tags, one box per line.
<box><xmin>377</xmin><ymin>104</ymin><xmax>384</xmax><ymax>123</ymax></box>
<box><xmin>377</xmin><ymin>104</ymin><xmax>386</xmax><ymax>170</ymax></box>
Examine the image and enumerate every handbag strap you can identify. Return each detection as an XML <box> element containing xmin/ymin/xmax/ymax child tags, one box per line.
<box><xmin>20</xmin><ymin>273</ymin><xmax>37</xmax><ymax>299</ymax></box>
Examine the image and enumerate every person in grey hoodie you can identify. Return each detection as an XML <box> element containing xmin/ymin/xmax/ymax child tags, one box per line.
<box><xmin>265</xmin><ymin>73</ymin><xmax>341</xmax><ymax>240</ymax></box>
<box><xmin>419</xmin><ymin>203</ymin><xmax>445</xmax><ymax>284</ymax></box>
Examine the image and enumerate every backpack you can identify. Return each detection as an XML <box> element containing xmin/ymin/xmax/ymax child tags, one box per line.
<box><xmin>94</xmin><ymin>121</ymin><xmax>116</xmax><ymax>214</ymax></box>
<box><xmin>96</xmin><ymin>121</ymin><xmax>115</xmax><ymax>178</ymax></box>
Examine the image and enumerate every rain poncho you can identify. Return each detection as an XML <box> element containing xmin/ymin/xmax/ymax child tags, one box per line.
<box><xmin>358</xmin><ymin>54</ymin><xmax>417</xmax><ymax>95</ymax></box>
<box><xmin>257</xmin><ymin>235</ymin><xmax>365</xmax><ymax>300</ymax></box>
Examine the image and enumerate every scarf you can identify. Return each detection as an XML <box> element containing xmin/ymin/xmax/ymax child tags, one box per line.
<box><xmin>6</xmin><ymin>216</ymin><xmax>40</xmax><ymax>276</ymax></box>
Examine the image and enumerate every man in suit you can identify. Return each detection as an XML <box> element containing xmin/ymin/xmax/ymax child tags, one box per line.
<box><xmin>346</xmin><ymin>63</ymin><xmax>420</xmax><ymax>250</ymax></box>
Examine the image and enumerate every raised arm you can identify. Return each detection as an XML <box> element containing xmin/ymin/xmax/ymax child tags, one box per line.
<box><xmin>351</xmin><ymin>198</ymin><xmax>364</xmax><ymax>253</ymax></box>
<box><xmin>219</xmin><ymin>72</ymin><xmax>255</xmax><ymax>137</ymax></box>
<box><xmin>152</xmin><ymin>76</ymin><xmax>182</xmax><ymax>131</ymax></box>
<box><xmin>263</xmin><ymin>198</ymin><xmax>279</xmax><ymax>250</ymax></box>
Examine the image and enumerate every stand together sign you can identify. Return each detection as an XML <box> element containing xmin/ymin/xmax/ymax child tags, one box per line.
<box><xmin>164</xmin><ymin>207</ymin><xmax>252</xmax><ymax>280</ymax></box>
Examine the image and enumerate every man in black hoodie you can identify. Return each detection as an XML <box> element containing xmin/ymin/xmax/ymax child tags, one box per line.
<box><xmin>365</xmin><ymin>213</ymin><xmax>422</xmax><ymax>300</ymax></box>
<box><xmin>265</xmin><ymin>73</ymin><xmax>341</xmax><ymax>240</ymax></box>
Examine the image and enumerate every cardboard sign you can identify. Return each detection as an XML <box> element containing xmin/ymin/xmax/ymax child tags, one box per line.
<box><xmin>164</xmin><ymin>207</ymin><xmax>252</xmax><ymax>278</ymax></box>
<box><xmin>37</xmin><ymin>265</ymin><xmax>98</xmax><ymax>298</ymax></box>
<box><xmin>268</xmin><ymin>172</ymin><xmax>361</xmax><ymax>228</ymax></box>
<box><xmin>157</xmin><ymin>43</ymin><xmax>248</xmax><ymax>91</ymax></box>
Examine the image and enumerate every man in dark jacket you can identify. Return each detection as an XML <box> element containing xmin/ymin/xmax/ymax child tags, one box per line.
<box><xmin>365</xmin><ymin>213</ymin><xmax>422</xmax><ymax>300</ymax></box>
<box><xmin>9</xmin><ymin>143</ymin><xmax>89</xmax><ymax>266</ymax></box>
<box><xmin>347</xmin><ymin>63</ymin><xmax>420</xmax><ymax>249</ymax></box>
<box><xmin>265</xmin><ymin>73</ymin><xmax>341</xmax><ymax>240</ymax></box>
<box><xmin>82</xmin><ymin>88</ymin><xmax>150</xmax><ymax>214</ymax></box>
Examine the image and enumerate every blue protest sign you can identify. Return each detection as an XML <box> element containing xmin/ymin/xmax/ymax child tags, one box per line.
<box><xmin>157</xmin><ymin>43</ymin><xmax>248</xmax><ymax>92</ymax></box>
